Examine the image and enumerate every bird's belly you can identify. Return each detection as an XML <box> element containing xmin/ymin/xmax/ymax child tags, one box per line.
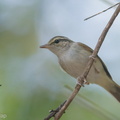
<box><xmin>59</xmin><ymin>57</ymin><xmax>88</xmax><ymax>79</ymax></box>
<box><xmin>59</xmin><ymin>56</ymin><xmax>105</xmax><ymax>84</ymax></box>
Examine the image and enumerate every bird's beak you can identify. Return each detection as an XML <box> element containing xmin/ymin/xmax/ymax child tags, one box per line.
<box><xmin>40</xmin><ymin>44</ymin><xmax>50</xmax><ymax>48</ymax></box>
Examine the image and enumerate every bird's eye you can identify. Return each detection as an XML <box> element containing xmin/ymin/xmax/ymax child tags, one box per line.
<box><xmin>54</xmin><ymin>40</ymin><xmax>60</xmax><ymax>44</ymax></box>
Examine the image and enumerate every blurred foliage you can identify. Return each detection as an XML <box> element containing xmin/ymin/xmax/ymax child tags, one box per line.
<box><xmin>0</xmin><ymin>0</ymin><xmax>120</xmax><ymax>120</ymax></box>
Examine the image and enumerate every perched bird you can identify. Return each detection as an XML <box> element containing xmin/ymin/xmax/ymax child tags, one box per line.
<box><xmin>40</xmin><ymin>36</ymin><xmax>120</xmax><ymax>102</ymax></box>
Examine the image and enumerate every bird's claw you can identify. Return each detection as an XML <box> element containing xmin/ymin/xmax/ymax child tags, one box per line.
<box><xmin>77</xmin><ymin>76</ymin><xmax>89</xmax><ymax>86</ymax></box>
<box><xmin>84</xmin><ymin>79</ymin><xmax>89</xmax><ymax>85</ymax></box>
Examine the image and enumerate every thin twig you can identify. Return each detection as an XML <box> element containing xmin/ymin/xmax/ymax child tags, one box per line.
<box><xmin>54</xmin><ymin>3</ymin><xmax>120</xmax><ymax>120</ymax></box>
<box><xmin>84</xmin><ymin>2</ymin><xmax>119</xmax><ymax>21</ymax></box>
<box><xmin>44</xmin><ymin>101</ymin><xmax>66</xmax><ymax>120</ymax></box>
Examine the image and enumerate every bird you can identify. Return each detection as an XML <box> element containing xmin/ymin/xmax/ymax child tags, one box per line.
<box><xmin>40</xmin><ymin>36</ymin><xmax>120</xmax><ymax>102</ymax></box>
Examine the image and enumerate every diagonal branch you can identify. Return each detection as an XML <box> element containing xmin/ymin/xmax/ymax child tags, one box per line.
<box><xmin>54</xmin><ymin>3</ymin><xmax>120</xmax><ymax>120</ymax></box>
<box><xmin>84</xmin><ymin>2</ymin><xmax>120</xmax><ymax>21</ymax></box>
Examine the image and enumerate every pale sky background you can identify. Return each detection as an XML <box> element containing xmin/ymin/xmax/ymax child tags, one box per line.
<box><xmin>0</xmin><ymin>0</ymin><xmax>120</xmax><ymax>119</ymax></box>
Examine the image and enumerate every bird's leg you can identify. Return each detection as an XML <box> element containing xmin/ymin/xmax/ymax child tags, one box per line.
<box><xmin>77</xmin><ymin>76</ymin><xmax>84</xmax><ymax>87</ymax></box>
<box><xmin>77</xmin><ymin>76</ymin><xmax>89</xmax><ymax>87</ymax></box>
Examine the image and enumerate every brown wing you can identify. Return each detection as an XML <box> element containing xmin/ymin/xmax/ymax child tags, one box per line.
<box><xmin>78</xmin><ymin>42</ymin><xmax>112</xmax><ymax>80</ymax></box>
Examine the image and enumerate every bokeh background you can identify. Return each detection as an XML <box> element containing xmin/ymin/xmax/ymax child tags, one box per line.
<box><xmin>0</xmin><ymin>0</ymin><xmax>120</xmax><ymax>120</ymax></box>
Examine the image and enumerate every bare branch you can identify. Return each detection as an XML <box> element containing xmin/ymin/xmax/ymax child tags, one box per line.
<box><xmin>84</xmin><ymin>2</ymin><xmax>119</xmax><ymax>21</ymax></box>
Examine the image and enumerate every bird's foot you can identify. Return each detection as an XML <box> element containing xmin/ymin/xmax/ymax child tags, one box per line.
<box><xmin>77</xmin><ymin>76</ymin><xmax>89</xmax><ymax>87</ymax></box>
<box><xmin>83</xmin><ymin>79</ymin><xmax>89</xmax><ymax>85</ymax></box>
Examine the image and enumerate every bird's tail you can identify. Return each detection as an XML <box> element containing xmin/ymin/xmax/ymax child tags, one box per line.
<box><xmin>108</xmin><ymin>83</ymin><xmax>120</xmax><ymax>102</ymax></box>
<box><xmin>97</xmin><ymin>79</ymin><xmax>120</xmax><ymax>102</ymax></box>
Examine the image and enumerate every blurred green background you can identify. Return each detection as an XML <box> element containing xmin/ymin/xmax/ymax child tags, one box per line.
<box><xmin>0</xmin><ymin>0</ymin><xmax>120</xmax><ymax>120</ymax></box>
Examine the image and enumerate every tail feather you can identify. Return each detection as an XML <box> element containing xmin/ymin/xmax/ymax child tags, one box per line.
<box><xmin>97</xmin><ymin>78</ymin><xmax>120</xmax><ymax>102</ymax></box>
<box><xmin>109</xmin><ymin>84</ymin><xmax>120</xmax><ymax>102</ymax></box>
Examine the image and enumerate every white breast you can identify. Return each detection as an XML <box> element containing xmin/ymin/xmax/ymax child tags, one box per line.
<box><xmin>58</xmin><ymin>43</ymin><xmax>89</xmax><ymax>79</ymax></box>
